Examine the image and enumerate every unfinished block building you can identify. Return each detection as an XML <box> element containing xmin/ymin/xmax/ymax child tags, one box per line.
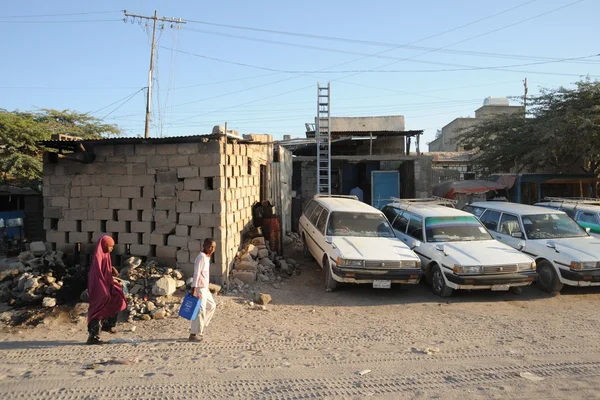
<box><xmin>41</xmin><ymin>132</ymin><xmax>290</xmax><ymax>283</ymax></box>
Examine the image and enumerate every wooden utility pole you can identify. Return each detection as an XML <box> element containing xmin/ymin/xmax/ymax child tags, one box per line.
<box><xmin>123</xmin><ymin>10</ymin><xmax>185</xmax><ymax>138</ymax></box>
<box><xmin>523</xmin><ymin>78</ymin><xmax>528</xmax><ymax>115</ymax></box>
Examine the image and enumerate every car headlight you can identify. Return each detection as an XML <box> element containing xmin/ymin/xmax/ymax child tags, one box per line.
<box><xmin>517</xmin><ymin>261</ymin><xmax>536</xmax><ymax>271</ymax></box>
<box><xmin>337</xmin><ymin>258</ymin><xmax>364</xmax><ymax>267</ymax></box>
<box><xmin>453</xmin><ymin>265</ymin><xmax>482</xmax><ymax>274</ymax></box>
<box><xmin>401</xmin><ymin>260</ymin><xmax>421</xmax><ymax>269</ymax></box>
<box><xmin>571</xmin><ymin>261</ymin><xmax>600</xmax><ymax>270</ymax></box>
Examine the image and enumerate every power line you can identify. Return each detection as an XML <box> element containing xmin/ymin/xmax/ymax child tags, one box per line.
<box><xmin>89</xmin><ymin>88</ymin><xmax>146</xmax><ymax>115</ymax></box>
<box><xmin>101</xmin><ymin>90</ymin><xmax>145</xmax><ymax>120</ymax></box>
<box><xmin>0</xmin><ymin>10</ymin><xmax>123</xmax><ymax>18</ymax></box>
<box><xmin>0</xmin><ymin>19</ymin><xmax>122</xmax><ymax>23</ymax></box>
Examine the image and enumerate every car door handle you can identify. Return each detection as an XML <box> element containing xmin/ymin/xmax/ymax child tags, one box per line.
<box><xmin>403</xmin><ymin>238</ymin><xmax>407</xmax><ymax>242</ymax></box>
<box><xmin>496</xmin><ymin>236</ymin><xmax>502</xmax><ymax>239</ymax></box>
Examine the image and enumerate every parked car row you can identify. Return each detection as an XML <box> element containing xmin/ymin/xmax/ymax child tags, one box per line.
<box><xmin>299</xmin><ymin>194</ymin><xmax>600</xmax><ymax>297</ymax></box>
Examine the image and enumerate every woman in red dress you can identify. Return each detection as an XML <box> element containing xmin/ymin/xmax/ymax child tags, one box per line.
<box><xmin>86</xmin><ymin>235</ymin><xmax>127</xmax><ymax>345</ymax></box>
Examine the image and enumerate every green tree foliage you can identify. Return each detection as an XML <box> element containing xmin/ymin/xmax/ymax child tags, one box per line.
<box><xmin>0</xmin><ymin>109</ymin><xmax>122</xmax><ymax>184</ymax></box>
<box><xmin>459</xmin><ymin>79</ymin><xmax>600</xmax><ymax>176</ymax></box>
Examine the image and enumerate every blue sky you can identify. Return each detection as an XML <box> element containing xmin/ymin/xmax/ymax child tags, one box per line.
<box><xmin>1</xmin><ymin>0</ymin><xmax>598</xmax><ymax>145</ymax></box>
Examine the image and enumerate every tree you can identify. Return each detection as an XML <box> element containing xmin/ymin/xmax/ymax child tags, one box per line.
<box><xmin>0</xmin><ymin>109</ymin><xmax>122</xmax><ymax>184</ymax></box>
<box><xmin>459</xmin><ymin>79</ymin><xmax>600</xmax><ymax>176</ymax></box>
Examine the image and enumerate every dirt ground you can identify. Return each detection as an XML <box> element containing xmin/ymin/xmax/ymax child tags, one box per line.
<box><xmin>1</xmin><ymin>248</ymin><xmax>600</xmax><ymax>399</ymax></box>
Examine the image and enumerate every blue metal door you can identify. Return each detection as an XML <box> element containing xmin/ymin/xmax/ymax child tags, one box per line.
<box><xmin>371</xmin><ymin>171</ymin><xmax>400</xmax><ymax>210</ymax></box>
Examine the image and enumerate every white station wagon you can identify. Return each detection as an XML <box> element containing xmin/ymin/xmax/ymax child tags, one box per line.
<box><xmin>299</xmin><ymin>195</ymin><xmax>422</xmax><ymax>291</ymax></box>
<box><xmin>465</xmin><ymin>202</ymin><xmax>600</xmax><ymax>293</ymax></box>
<box><xmin>382</xmin><ymin>198</ymin><xmax>537</xmax><ymax>297</ymax></box>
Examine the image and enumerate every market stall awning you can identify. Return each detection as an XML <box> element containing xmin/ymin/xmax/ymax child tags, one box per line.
<box><xmin>433</xmin><ymin>180</ymin><xmax>507</xmax><ymax>199</ymax></box>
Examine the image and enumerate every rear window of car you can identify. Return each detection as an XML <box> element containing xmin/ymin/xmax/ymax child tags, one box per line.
<box><xmin>304</xmin><ymin>201</ymin><xmax>318</xmax><ymax>219</ymax></box>
<box><xmin>463</xmin><ymin>205</ymin><xmax>485</xmax><ymax>217</ymax></box>
<box><xmin>382</xmin><ymin>206</ymin><xmax>400</xmax><ymax>224</ymax></box>
<box><xmin>480</xmin><ymin>210</ymin><xmax>501</xmax><ymax>232</ymax></box>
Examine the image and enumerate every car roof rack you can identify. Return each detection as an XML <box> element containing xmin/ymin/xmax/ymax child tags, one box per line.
<box><xmin>543</xmin><ymin>197</ymin><xmax>600</xmax><ymax>205</ymax></box>
<box><xmin>314</xmin><ymin>194</ymin><xmax>359</xmax><ymax>200</ymax></box>
<box><xmin>389</xmin><ymin>196</ymin><xmax>457</xmax><ymax>208</ymax></box>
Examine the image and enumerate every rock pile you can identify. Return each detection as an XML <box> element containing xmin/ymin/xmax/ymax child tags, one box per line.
<box><xmin>0</xmin><ymin>242</ymin><xmax>79</xmax><ymax>309</ymax></box>
<box><xmin>117</xmin><ymin>257</ymin><xmax>186</xmax><ymax>322</ymax></box>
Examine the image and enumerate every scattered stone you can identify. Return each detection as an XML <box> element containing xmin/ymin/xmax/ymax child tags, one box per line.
<box><xmin>258</xmin><ymin>273</ymin><xmax>270</xmax><ymax>283</ymax></box>
<box><xmin>129</xmin><ymin>284</ymin><xmax>142</xmax><ymax>295</ymax></box>
<box><xmin>282</xmin><ymin>235</ymin><xmax>293</xmax><ymax>245</ymax></box>
<box><xmin>151</xmin><ymin>308</ymin><xmax>166</xmax><ymax>320</ymax></box>
<box><xmin>146</xmin><ymin>301</ymin><xmax>156</xmax><ymax>312</ymax></box>
<box><xmin>231</xmin><ymin>270</ymin><xmax>256</xmax><ymax>285</ymax></box>
<box><xmin>172</xmin><ymin>270</ymin><xmax>183</xmax><ymax>280</ymax></box>
<box><xmin>246</xmin><ymin>244</ymin><xmax>259</xmax><ymax>258</ymax></box>
<box><xmin>258</xmin><ymin>249</ymin><xmax>269</xmax><ymax>259</ymax></box>
<box><xmin>18</xmin><ymin>251</ymin><xmax>34</xmax><ymax>263</ymax></box>
<box><xmin>42</xmin><ymin>297</ymin><xmax>57</xmax><ymax>308</ymax></box>
<box><xmin>240</xmin><ymin>253</ymin><xmax>254</xmax><ymax>263</ymax></box>
<box><xmin>152</xmin><ymin>276</ymin><xmax>177</xmax><ymax>297</ymax></box>
<box><xmin>23</xmin><ymin>277</ymin><xmax>39</xmax><ymax>291</ymax></box>
<box><xmin>175</xmin><ymin>280</ymin><xmax>186</xmax><ymax>289</ymax></box>
<box><xmin>259</xmin><ymin>258</ymin><xmax>275</xmax><ymax>268</ymax></box>
<box><xmin>80</xmin><ymin>289</ymin><xmax>89</xmax><ymax>303</ymax></box>
<box><xmin>45</xmin><ymin>276</ymin><xmax>56</xmax><ymax>284</ymax></box>
<box><xmin>30</xmin><ymin>242</ymin><xmax>47</xmax><ymax>257</ymax></box>
<box><xmin>236</xmin><ymin>261</ymin><xmax>258</xmax><ymax>271</ymax></box>
<box><xmin>130</xmin><ymin>326</ymin><xmax>136</xmax><ymax>332</ymax></box>
<box><xmin>279</xmin><ymin>260</ymin><xmax>290</xmax><ymax>274</ymax></box>
<box><xmin>141</xmin><ymin>314</ymin><xmax>151</xmax><ymax>321</ymax></box>
<box><xmin>209</xmin><ymin>283</ymin><xmax>222</xmax><ymax>295</ymax></box>
<box><xmin>124</xmin><ymin>257</ymin><xmax>143</xmax><ymax>269</ymax></box>
<box><xmin>248</xmin><ymin>301</ymin><xmax>255</xmax><ymax>307</ymax></box>
<box><xmin>273</xmin><ymin>283</ymin><xmax>282</xmax><ymax>289</ymax></box>
<box><xmin>256</xmin><ymin>293</ymin><xmax>272</xmax><ymax>305</ymax></box>
<box><xmin>252</xmin><ymin>237</ymin><xmax>265</xmax><ymax>246</ymax></box>
<box><xmin>357</xmin><ymin>369</ymin><xmax>372</xmax><ymax>376</ymax></box>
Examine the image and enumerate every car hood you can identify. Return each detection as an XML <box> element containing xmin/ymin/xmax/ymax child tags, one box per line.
<box><xmin>437</xmin><ymin>240</ymin><xmax>532</xmax><ymax>266</ymax></box>
<box><xmin>530</xmin><ymin>236</ymin><xmax>600</xmax><ymax>262</ymax></box>
<box><xmin>332</xmin><ymin>236</ymin><xmax>419</xmax><ymax>261</ymax></box>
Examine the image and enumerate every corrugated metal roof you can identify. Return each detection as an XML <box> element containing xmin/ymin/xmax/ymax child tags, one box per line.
<box><xmin>39</xmin><ymin>133</ymin><xmax>221</xmax><ymax>147</ymax></box>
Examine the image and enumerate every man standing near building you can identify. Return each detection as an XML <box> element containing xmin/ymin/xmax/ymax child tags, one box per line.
<box><xmin>189</xmin><ymin>238</ymin><xmax>217</xmax><ymax>341</ymax></box>
<box><xmin>350</xmin><ymin>183</ymin><xmax>364</xmax><ymax>202</ymax></box>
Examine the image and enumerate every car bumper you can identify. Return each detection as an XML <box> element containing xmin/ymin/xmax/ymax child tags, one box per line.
<box><xmin>331</xmin><ymin>265</ymin><xmax>422</xmax><ymax>284</ymax></box>
<box><xmin>559</xmin><ymin>268</ymin><xmax>600</xmax><ymax>285</ymax></box>
<box><xmin>444</xmin><ymin>271</ymin><xmax>537</xmax><ymax>290</ymax></box>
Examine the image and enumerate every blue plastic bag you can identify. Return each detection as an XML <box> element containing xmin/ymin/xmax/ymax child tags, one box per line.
<box><xmin>178</xmin><ymin>292</ymin><xmax>202</xmax><ymax>320</ymax></box>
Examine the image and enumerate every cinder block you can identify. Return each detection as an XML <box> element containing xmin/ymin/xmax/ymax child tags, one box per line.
<box><xmin>143</xmin><ymin>186</ymin><xmax>155</xmax><ymax>198</ymax></box>
<box><xmin>156</xmin><ymin>170</ymin><xmax>178</xmax><ymax>184</ymax></box>
<box><xmin>130</xmin><ymin>244</ymin><xmax>152</xmax><ymax>256</ymax></box>
<box><xmin>191</xmin><ymin>226</ymin><xmax>212</xmax><ymax>240</ymax></box>
<box><xmin>113</xmin><ymin>175</ymin><xmax>133</xmax><ymax>187</ymax></box>
<box><xmin>102</xmin><ymin>164</ymin><xmax>126</xmax><ymax>175</ymax></box>
<box><xmin>177</xmin><ymin>143</ymin><xmax>199</xmax><ymax>155</ymax></box>
<box><xmin>106</xmin><ymin>156</ymin><xmax>125</xmax><ymax>164</ymax></box>
<box><xmin>177</xmin><ymin>202</ymin><xmax>191</xmax><ymax>213</ymax></box>
<box><xmin>114</xmin><ymin>144</ymin><xmax>135</xmax><ymax>156</ymax></box>
<box><xmin>201</xmin><ymin>214</ymin><xmax>223</xmax><ymax>228</ymax></box>
<box><xmin>156</xmin><ymin>246</ymin><xmax>177</xmax><ymax>259</ymax></box>
<box><xmin>94</xmin><ymin>175</ymin><xmax>111</xmax><ymax>186</ymax></box>
<box><xmin>231</xmin><ymin>270</ymin><xmax>256</xmax><ymax>284</ymax></box>
<box><xmin>168</xmin><ymin>235</ymin><xmax>188</xmax><ymax>248</ymax></box>
<box><xmin>65</xmin><ymin>209</ymin><xmax>89</xmax><ymax>220</ymax></box>
<box><xmin>107</xmin><ymin>220</ymin><xmax>127</xmax><ymax>233</ymax></box>
<box><xmin>175</xmin><ymin>181</ymin><xmax>184</xmax><ymax>191</ymax></box>
<box><xmin>94</xmin><ymin>145</ymin><xmax>114</xmax><ymax>157</ymax></box>
<box><xmin>69</xmin><ymin>232</ymin><xmax>90</xmax><ymax>243</ymax></box>
<box><xmin>184</xmin><ymin>178</ymin><xmax>204</xmax><ymax>191</ymax></box>
<box><xmin>199</xmin><ymin>165</ymin><xmax>221</xmax><ymax>178</ymax></box>
<box><xmin>82</xmin><ymin>220</ymin><xmax>101</xmax><ymax>232</ymax></box>
<box><xmin>135</xmin><ymin>144</ymin><xmax>155</xmax><ymax>156</ymax></box>
<box><xmin>70</xmin><ymin>187</ymin><xmax>81</xmax><ymax>198</ymax></box>
<box><xmin>155</xmin><ymin>184</ymin><xmax>175</xmax><ymax>197</ymax></box>
<box><xmin>89</xmin><ymin>197</ymin><xmax>109</xmax><ymax>209</ymax></box>
<box><xmin>154</xmin><ymin>223</ymin><xmax>176</xmax><ymax>235</ymax></box>
<box><xmin>119</xmin><ymin>233</ymin><xmax>139</xmax><ymax>244</ymax></box>
<box><xmin>49</xmin><ymin>175</ymin><xmax>70</xmax><ymax>186</ymax></box>
<box><xmin>178</xmin><ymin>213</ymin><xmax>199</xmax><ymax>226</ymax></box>
<box><xmin>57</xmin><ymin>220</ymin><xmax>78</xmax><ymax>232</ymax></box>
<box><xmin>131</xmin><ymin>221</ymin><xmax>152</xmax><ymax>233</ymax></box>
<box><xmin>177</xmin><ymin>250</ymin><xmax>190</xmax><ymax>263</ymax></box>
<box><xmin>46</xmin><ymin>230</ymin><xmax>68</xmax><ymax>243</ymax></box>
<box><xmin>132</xmin><ymin>198</ymin><xmax>153</xmax><ymax>210</ymax></box>
<box><xmin>118</xmin><ymin>210</ymin><xmax>139</xmax><ymax>221</ymax></box>
<box><xmin>43</xmin><ymin>207</ymin><xmax>64</xmax><ymax>219</ymax></box>
<box><xmin>112</xmin><ymin>244</ymin><xmax>126</xmax><ymax>255</ymax></box>
<box><xmin>150</xmin><ymin>233</ymin><xmax>167</xmax><ymax>246</ymax></box>
<box><xmin>189</xmin><ymin>154</ymin><xmax>216</xmax><ymax>167</ymax></box>
<box><xmin>188</xmin><ymin>240</ymin><xmax>202</xmax><ymax>253</ymax></box>
<box><xmin>176</xmin><ymin>225</ymin><xmax>190</xmax><ymax>237</ymax></box>
<box><xmin>127</xmin><ymin>164</ymin><xmax>147</xmax><ymax>176</ymax></box>
<box><xmin>101</xmin><ymin>186</ymin><xmax>121</xmax><ymax>198</ymax></box>
<box><xmin>178</xmin><ymin>166</ymin><xmax>198</xmax><ymax>178</ymax></box>
<box><xmin>141</xmin><ymin>210</ymin><xmax>153</xmax><ymax>222</ymax></box>
<box><xmin>51</xmin><ymin>197</ymin><xmax>69</xmax><ymax>208</ymax></box>
<box><xmin>147</xmin><ymin>155</ymin><xmax>168</xmax><ymax>168</ymax></box>
<box><xmin>178</xmin><ymin>190</ymin><xmax>200</xmax><ymax>202</ymax></box>
<box><xmin>130</xmin><ymin>175</ymin><xmax>155</xmax><ymax>187</ymax></box>
<box><xmin>156</xmin><ymin>144</ymin><xmax>178</xmax><ymax>155</ymax></box>
<box><xmin>201</xmin><ymin>189</ymin><xmax>221</xmax><ymax>202</ymax></box>
<box><xmin>121</xmin><ymin>186</ymin><xmax>142</xmax><ymax>198</ymax></box>
<box><xmin>168</xmin><ymin>155</ymin><xmax>189</xmax><ymax>168</ymax></box>
<box><xmin>109</xmin><ymin>198</ymin><xmax>129</xmax><ymax>210</ymax></box>
<box><xmin>154</xmin><ymin>210</ymin><xmax>169</xmax><ymax>224</ymax></box>
<box><xmin>191</xmin><ymin>201</ymin><xmax>212</xmax><ymax>214</ymax></box>
<box><xmin>155</xmin><ymin>197</ymin><xmax>177</xmax><ymax>211</ymax></box>
<box><xmin>126</xmin><ymin>155</ymin><xmax>147</xmax><ymax>163</ymax></box>
<box><xmin>47</xmin><ymin>185</ymin><xmax>67</xmax><ymax>197</ymax></box>
<box><xmin>91</xmin><ymin>231</ymin><xmax>105</xmax><ymax>243</ymax></box>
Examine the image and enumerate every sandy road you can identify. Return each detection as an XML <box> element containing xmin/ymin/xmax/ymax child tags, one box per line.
<box><xmin>1</xmin><ymin>250</ymin><xmax>600</xmax><ymax>399</ymax></box>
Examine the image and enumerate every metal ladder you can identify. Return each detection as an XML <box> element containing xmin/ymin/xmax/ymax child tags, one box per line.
<box><xmin>316</xmin><ymin>82</ymin><xmax>331</xmax><ymax>195</ymax></box>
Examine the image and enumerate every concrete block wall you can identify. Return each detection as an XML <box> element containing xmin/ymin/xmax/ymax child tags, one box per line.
<box><xmin>300</xmin><ymin>161</ymin><xmax>317</xmax><ymax>209</ymax></box>
<box><xmin>219</xmin><ymin>141</ymin><xmax>272</xmax><ymax>282</ymax></box>
<box><xmin>42</xmin><ymin>139</ymin><xmax>224</xmax><ymax>279</ymax></box>
<box><xmin>414</xmin><ymin>156</ymin><xmax>433</xmax><ymax>198</ymax></box>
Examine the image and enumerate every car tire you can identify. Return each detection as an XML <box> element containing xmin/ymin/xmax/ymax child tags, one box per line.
<box><xmin>302</xmin><ymin>234</ymin><xmax>313</xmax><ymax>260</ymax></box>
<box><xmin>324</xmin><ymin>257</ymin><xmax>337</xmax><ymax>292</ymax></box>
<box><xmin>536</xmin><ymin>260</ymin><xmax>563</xmax><ymax>293</ymax></box>
<box><xmin>510</xmin><ymin>286</ymin><xmax>523</xmax><ymax>295</ymax></box>
<box><xmin>431</xmin><ymin>265</ymin><xmax>453</xmax><ymax>297</ymax></box>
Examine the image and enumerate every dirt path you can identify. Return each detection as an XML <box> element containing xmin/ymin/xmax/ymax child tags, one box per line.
<box><xmin>2</xmin><ymin>250</ymin><xmax>600</xmax><ymax>399</ymax></box>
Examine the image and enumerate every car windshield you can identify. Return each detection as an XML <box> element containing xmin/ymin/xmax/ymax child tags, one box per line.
<box><xmin>326</xmin><ymin>211</ymin><xmax>394</xmax><ymax>238</ymax></box>
<box><xmin>522</xmin><ymin>213</ymin><xmax>587</xmax><ymax>239</ymax></box>
<box><xmin>425</xmin><ymin>216</ymin><xmax>492</xmax><ymax>242</ymax></box>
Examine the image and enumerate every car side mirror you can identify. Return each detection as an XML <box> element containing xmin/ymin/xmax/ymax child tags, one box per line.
<box><xmin>585</xmin><ymin>227</ymin><xmax>591</xmax><ymax>234</ymax></box>
<box><xmin>435</xmin><ymin>244</ymin><xmax>447</xmax><ymax>256</ymax></box>
<box><xmin>517</xmin><ymin>241</ymin><xmax>526</xmax><ymax>251</ymax></box>
<box><xmin>325</xmin><ymin>236</ymin><xmax>333</xmax><ymax>245</ymax></box>
<box><xmin>410</xmin><ymin>240</ymin><xmax>421</xmax><ymax>250</ymax></box>
<box><xmin>546</xmin><ymin>240</ymin><xmax>559</xmax><ymax>252</ymax></box>
<box><xmin>511</xmin><ymin>232</ymin><xmax>523</xmax><ymax>238</ymax></box>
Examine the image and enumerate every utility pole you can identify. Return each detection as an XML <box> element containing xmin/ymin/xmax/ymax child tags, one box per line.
<box><xmin>523</xmin><ymin>77</ymin><xmax>528</xmax><ymax>115</ymax></box>
<box><xmin>123</xmin><ymin>10</ymin><xmax>185</xmax><ymax>138</ymax></box>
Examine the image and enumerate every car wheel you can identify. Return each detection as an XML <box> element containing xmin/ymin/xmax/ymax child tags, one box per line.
<box><xmin>431</xmin><ymin>265</ymin><xmax>453</xmax><ymax>297</ymax></box>
<box><xmin>302</xmin><ymin>234</ymin><xmax>313</xmax><ymax>260</ymax></box>
<box><xmin>510</xmin><ymin>286</ymin><xmax>523</xmax><ymax>295</ymax></box>
<box><xmin>324</xmin><ymin>257</ymin><xmax>337</xmax><ymax>292</ymax></box>
<box><xmin>536</xmin><ymin>260</ymin><xmax>563</xmax><ymax>294</ymax></box>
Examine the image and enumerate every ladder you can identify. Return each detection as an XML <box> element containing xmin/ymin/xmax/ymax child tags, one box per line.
<box><xmin>316</xmin><ymin>82</ymin><xmax>331</xmax><ymax>195</ymax></box>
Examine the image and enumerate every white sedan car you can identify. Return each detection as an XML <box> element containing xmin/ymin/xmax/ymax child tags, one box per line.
<box><xmin>299</xmin><ymin>195</ymin><xmax>422</xmax><ymax>291</ymax></box>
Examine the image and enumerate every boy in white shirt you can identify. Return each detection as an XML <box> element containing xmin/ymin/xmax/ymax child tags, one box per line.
<box><xmin>189</xmin><ymin>238</ymin><xmax>217</xmax><ymax>341</ymax></box>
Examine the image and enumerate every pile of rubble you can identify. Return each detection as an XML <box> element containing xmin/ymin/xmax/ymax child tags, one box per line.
<box><xmin>283</xmin><ymin>232</ymin><xmax>303</xmax><ymax>251</ymax></box>
<box><xmin>228</xmin><ymin>235</ymin><xmax>300</xmax><ymax>294</ymax></box>
<box><xmin>0</xmin><ymin>242</ymin><xmax>80</xmax><ymax>309</ymax></box>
